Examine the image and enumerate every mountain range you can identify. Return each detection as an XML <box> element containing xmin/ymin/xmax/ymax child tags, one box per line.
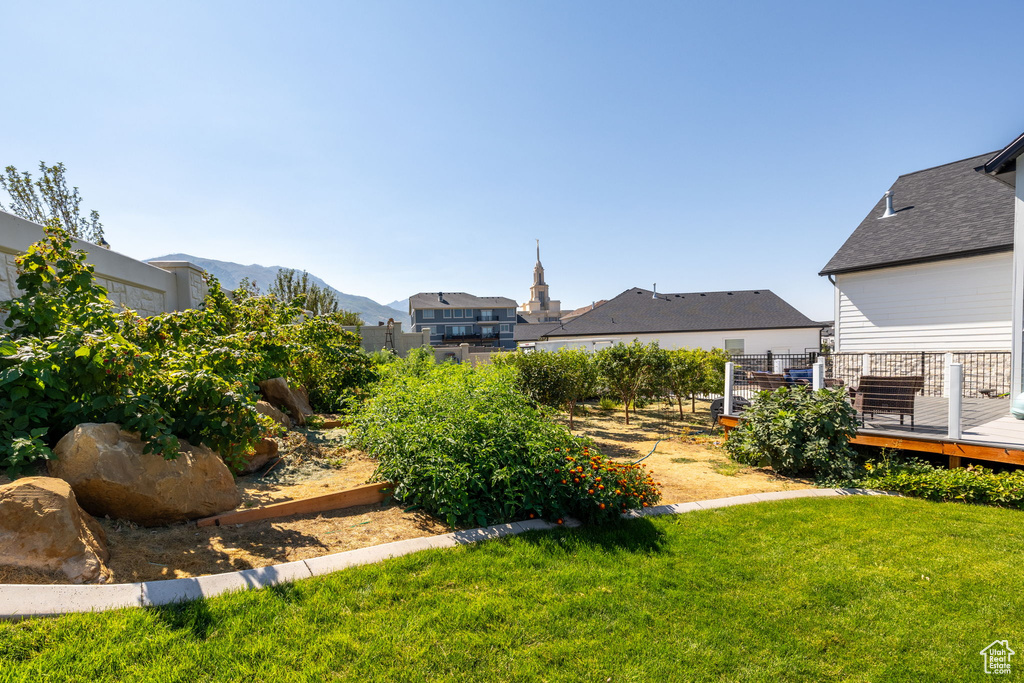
<box><xmin>148</xmin><ymin>253</ymin><xmax>408</xmax><ymax>325</ymax></box>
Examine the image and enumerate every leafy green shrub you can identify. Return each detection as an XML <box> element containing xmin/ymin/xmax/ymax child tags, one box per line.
<box><xmin>494</xmin><ymin>348</ymin><xmax>598</xmax><ymax>429</ymax></box>
<box><xmin>350</xmin><ymin>360</ymin><xmax>659</xmax><ymax>526</ymax></box>
<box><xmin>0</xmin><ymin>226</ymin><xmax>375</xmax><ymax>475</ymax></box>
<box><xmin>725</xmin><ymin>386</ymin><xmax>859</xmax><ymax>480</ymax></box>
<box><xmin>857</xmin><ymin>454</ymin><xmax>1024</xmax><ymax>508</ymax></box>
<box><xmin>290</xmin><ymin>313</ymin><xmax>376</xmax><ymax>412</ymax></box>
<box><xmin>598</xmin><ymin>396</ymin><xmax>619</xmax><ymax>410</ymax></box>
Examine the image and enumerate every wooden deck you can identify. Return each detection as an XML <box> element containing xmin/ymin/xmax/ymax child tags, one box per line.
<box><xmin>718</xmin><ymin>396</ymin><xmax>1024</xmax><ymax>468</ymax></box>
<box><xmin>860</xmin><ymin>396</ymin><xmax>1015</xmax><ymax>440</ymax></box>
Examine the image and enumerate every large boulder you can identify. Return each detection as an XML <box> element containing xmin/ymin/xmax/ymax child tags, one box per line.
<box><xmin>49</xmin><ymin>423</ymin><xmax>241</xmax><ymax>527</ymax></box>
<box><xmin>236</xmin><ymin>437</ymin><xmax>279</xmax><ymax>475</ymax></box>
<box><xmin>0</xmin><ymin>477</ymin><xmax>110</xmax><ymax>583</ymax></box>
<box><xmin>258</xmin><ymin>377</ymin><xmax>314</xmax><ymax>426</ymax></box>
<box><xmin>255</xmin><ymin>400</ymin><xmax>292</xmax><ymax>430</ymax></box>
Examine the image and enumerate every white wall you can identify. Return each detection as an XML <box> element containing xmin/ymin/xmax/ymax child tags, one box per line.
<box><xmin>835</xmin><ymin>252</ymin><xmax>1013</xmax><ymax>352</ymax></box>
<box><xmin>0</xmin><ymin>211</ymin><xmax>207</xmax><ymax>316</ymax></box>
<box><xmin>342</xmin><ymin>323</ymin><xmax>431</xmax><ymax>357</ymax></box>
<box><xmin>531</xmin><ymin>327</ymin><xmax>820</xmax><ymax>354</ymax></box>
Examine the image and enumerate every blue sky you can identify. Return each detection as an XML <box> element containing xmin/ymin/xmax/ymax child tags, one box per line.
<box><xmin>3</xmin><ymin>1</ymin><xmax>1023</xmax><ymax>320</ymax></box>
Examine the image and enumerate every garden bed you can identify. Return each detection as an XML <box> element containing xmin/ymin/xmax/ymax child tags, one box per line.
<box><xmin>0</xmin><ymin>427</ymin><xmax>447</xmax><ymax>585</ymax></box>
<box><xmin>564</xmin><ymin>399</ymin><xmax>812</xmax><ymax>503</ymax></box>
<box><xmin>1</xmin><ymin>402</ymin><xmax>810</xmax><ymax>586</ymax></box>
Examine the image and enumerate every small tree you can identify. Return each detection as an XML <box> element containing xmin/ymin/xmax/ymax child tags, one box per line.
<box><xmin>495</xmin><ymin>348</ymin><xmax>598</xmax><ymax>430</ymax></box>
<box><xmin>557</xmin><ymin>348</ymin><xmax>599</xmax><ymax>430</ymax></box>
<box><xmin>594</xmin><ymin>340</ymin><xmax>670</xmax><ymax>425</ymax></box>
<box><xmin>0</xmin><ymin>162</ymin><xmax>105</xmax><ymax>244</ymax></box>
<box><xmin>268</xmin><ymin>268</ymin><xmax>359</xmax><ymax>321</ymax></box>
<box><xmin>664</xmin><ymin>348</ymin><xmax>704</xmax><ymax>419</ymax></box>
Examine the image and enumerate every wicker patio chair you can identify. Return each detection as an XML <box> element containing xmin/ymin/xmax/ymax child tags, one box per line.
<box><xmin>853</xmin><ymin>375</ymin><xmax>924</xmax><ymax>428</ymax></box>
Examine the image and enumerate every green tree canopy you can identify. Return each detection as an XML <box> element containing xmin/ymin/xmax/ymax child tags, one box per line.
<box><xmin>268</xmin><ymin>268</ymin><xmax>359</xmax><ymax>322</ymax></box>
<box><xmin>594</xmin><ymin>340</ymin><xmax>670</xmax><ymax>425</ymax></box>
<box><xmin>0</xmin><ymin>162</ymin><xmax>105</xmax><ymax>244</ymax></box>
<box><xmin>663</xmin><ymin>348</ymin><xmax>730</xmax><ymax>418</ymax></box>
<box><xmin>496</xmin><ymin>348</ymin><xmax>599</xmax><ymax>430</ymax></box>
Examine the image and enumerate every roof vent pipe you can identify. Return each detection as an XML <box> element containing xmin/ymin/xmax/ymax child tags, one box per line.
<box><xmin>652</xmin><ymin>284</ymin><xmax>657</xmax><ymax>300</ymax></box>
<box><xmin>880</xmin><ymin>191</ymin><xmax>896</xmax><ymax>218</ymax></box>
<box><xmin>437</xmin><ymin>291</ymin><xmax>443</xmax><ymax>302</ymax></box>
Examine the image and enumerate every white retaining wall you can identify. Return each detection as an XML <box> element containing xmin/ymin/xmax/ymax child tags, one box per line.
<box><xmin>0</xmin><ymin>211</ymin><xmax>207</xmax><ymax>316</ymax></box>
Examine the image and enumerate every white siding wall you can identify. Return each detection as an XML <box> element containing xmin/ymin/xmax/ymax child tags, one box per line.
<box><xmin>835</xmin><ymin>252</ymin><xmax>1013</xmax><ymax>352</ymax></box>
<box><xmin>532</xmin><ymin>327</ymin><xmax>820</xmax><ymax>354</ymax></box>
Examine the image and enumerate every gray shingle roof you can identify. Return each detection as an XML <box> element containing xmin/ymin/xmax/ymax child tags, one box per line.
<box><xmin>819</xmin><ymin>153</ymin><xmax>1014</xmax><ymax>276</ymax></box>
<box><xmin>513</xmin><ymin>322</ymin><xmax>562</xmax><ymax>342</ymax></box>
<box><xmin>408</xmin><ymin>292</ymin><xmax>517</xmax><ymax>311</ymax></box>
<box><xmin>541</xmin><ymin>288</ymin><xmax>819</xmax><ymax>339</ymax></box>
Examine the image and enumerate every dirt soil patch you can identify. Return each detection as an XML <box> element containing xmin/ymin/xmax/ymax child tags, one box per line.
<box><xmin>562</xmin><ymin>400</ymin><xmax>812</xmax><ymax>504</ymax></box>
<box><xmin>2</xmin><ymin>402</ymin><xmax>808</xmax><ymax>585</ymax></box>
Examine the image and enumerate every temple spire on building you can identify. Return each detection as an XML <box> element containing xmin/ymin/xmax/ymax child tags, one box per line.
<box><xmin>521</xmin><ymin>239</ymin><xmax>560</xmax><ymax>323</ymax></box>
<box><xmin>533</xmin><ymin>238</ymin><xmax>546</xmax><ymax>286</ymax></box>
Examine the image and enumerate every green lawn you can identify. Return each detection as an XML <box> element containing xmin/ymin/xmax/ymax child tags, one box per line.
<box><xmin>3</xmin><ymin>496</ymin><xmax>1023</xmax><ymax>682</ymax></box>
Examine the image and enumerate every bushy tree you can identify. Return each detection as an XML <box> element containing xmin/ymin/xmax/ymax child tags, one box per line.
<box><xmin>268</xmin><ymin>268</ymin><xmax>358</xmax><ymax>321</ymax></box>
<box><xmin>664</xmin><ymin>347</ymin><xmax>730</xmax><ymax>418</ymax></box>
<box><xmin>594</xmin><ymin>340</ymin><xmax>670</xmax><ymax>425</ymax></box>
<box><xmin>496</xmin><ymin>348</ymin><xmax>599</xmax><ymax>430</ymax></box>
<box><xmin>0</xmin><ymin>162</ymin><xmax>105</xmax><ymax>244</ymax></box>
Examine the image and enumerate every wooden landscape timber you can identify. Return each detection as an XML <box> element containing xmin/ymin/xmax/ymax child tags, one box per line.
<box><xmin>717</xmin><ymin>415</ymin><xmax>1024</xmax><ymax>469</ymax></box>
<box><xmin>196</xmin><ymin>482</ymin><xmax>395</xmax><ymax>528</ymax></box>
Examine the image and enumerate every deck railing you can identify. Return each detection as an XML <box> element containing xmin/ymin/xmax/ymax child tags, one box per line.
<box><xmin>728</xmin><ymin>351</ymin><xmax>1011</xmax><ymax>400</ymax></box>
<box><xmin>719</xmin><ymin>351</ymin><xmax>1015</xmax><ymax>443</ymax></box>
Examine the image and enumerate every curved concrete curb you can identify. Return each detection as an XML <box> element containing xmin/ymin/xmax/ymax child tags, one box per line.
<box><xmin>0</xmin><ymin>488</ymin><xmax>893</xmax><ymax>620</ymax></box>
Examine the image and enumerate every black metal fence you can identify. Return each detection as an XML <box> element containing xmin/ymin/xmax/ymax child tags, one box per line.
<box><xmin>727</xmin><ymin>351</ymin><xmax>1011</xmax><ymax>400</ymax></box>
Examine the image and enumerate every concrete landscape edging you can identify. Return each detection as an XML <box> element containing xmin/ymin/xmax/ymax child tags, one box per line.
<box><xmin>0</xmin><ymin>488</ymin><xmax>893</xmax><ymax>620</ymax></box>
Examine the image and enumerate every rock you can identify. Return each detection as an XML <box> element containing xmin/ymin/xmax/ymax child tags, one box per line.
<box><xmin>0</xmin><ymin>476</ymin><xmax>110</xmax><ymax>584</ymax></box>
<box><xmin>255</xmin><ymin>400</ymin><xmax>292</xmax><ymax>430</ymax></box>
<box><xmin>258</xmin><ymin>377</ymin><xmax>314</xmax><ymax>426</ymax></box>
<box><xmin>49</xmin><ymin>423</ymin><xmax>241</xmax><ymax>527</ymax></box>
<box><xmin>236</xmin><ymin>437</ymin><xmax>279</xmax><ymax>475</ymax></box>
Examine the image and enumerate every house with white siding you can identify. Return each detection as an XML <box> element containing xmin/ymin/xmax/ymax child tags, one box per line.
<box><xmin>820</xmin><ymin>139</ymin><xmax>1024</xmax><ymax>392</ymax></box>
<box><xmin>515</xmin><ymin>287</ymin><xmax>822</xmax><ymax>354</ymax></box>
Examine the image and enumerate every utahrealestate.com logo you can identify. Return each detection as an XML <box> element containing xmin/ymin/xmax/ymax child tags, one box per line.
<box><xmin>980</xmin><ymin>640</ymin><xmax>1015</xmax><ymax>675</ymax></box>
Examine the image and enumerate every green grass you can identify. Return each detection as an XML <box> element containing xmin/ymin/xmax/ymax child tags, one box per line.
<box><xmin>711</xmin><ymin>459</ymin><xmax>746</xmax><ymax>476</ymax></box>
<box><xmin>3</xmin><ymin>496</ymin><xmax>1023</xmax><ymax>682</ymax></box>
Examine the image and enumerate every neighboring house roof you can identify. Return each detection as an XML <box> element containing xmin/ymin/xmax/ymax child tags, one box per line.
<box><xmin>819</xmin><ymin>152</ymin><xmax>1014</xmax><ymax>276</ymax></box>
<box><xmin>408</xmin><ymin>292</ymin><xmax>517</xmax><ymax>312</ymax></box>
<box><xmin>561</xmin><ymin>300</ymin><xmax>608</xmax><ymax>322</ymax></box>
<box><xmin>539</xmin><ymin>288</ymin><xmax>819</xmax><ymax>339</ymax></box>
<box><xmin>513</xmin><ymin>322</ymin><xmax>562</xmax><ymax>342</ymax></box>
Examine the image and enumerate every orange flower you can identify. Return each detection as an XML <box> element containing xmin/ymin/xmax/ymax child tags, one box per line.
<box><xmin>574</xmin><ymin>478</ymin><xmax>580</xmax><ymax>483</ymax></box>
<box><xmin>557</xmin><ymin>519</ymin><xmax>563</xmax><ymax>524</ymax></box>
<box><xmin>561</xmin><ymin>479</ymin><xmax>567</xmax><ymax>484</ymax></box>
<box><xmin>588</xmin><ymin>489</ymin><xmax>595</xmax><ymax>495</ymax></box>
<box><xmin>599</xmin><ymin>503</ymin><xmax>606</xmax><ymax>510</ymax></box>
<box><xmin>598</xmin><ymin>485</ymin><xmax>604</xmax><ymax>490</ymax></box>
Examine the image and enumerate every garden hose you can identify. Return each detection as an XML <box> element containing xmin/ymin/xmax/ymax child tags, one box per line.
<box><xmin>632</xmin><ymin>439</ymin><xmax>663</xmax><ymax>465</ymax></box>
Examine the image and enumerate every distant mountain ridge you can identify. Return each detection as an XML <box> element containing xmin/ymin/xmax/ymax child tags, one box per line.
<box><xmin>148</xmin><ymin>253</ymin><xmax>402</xmax><ymax>325</ymax></box>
